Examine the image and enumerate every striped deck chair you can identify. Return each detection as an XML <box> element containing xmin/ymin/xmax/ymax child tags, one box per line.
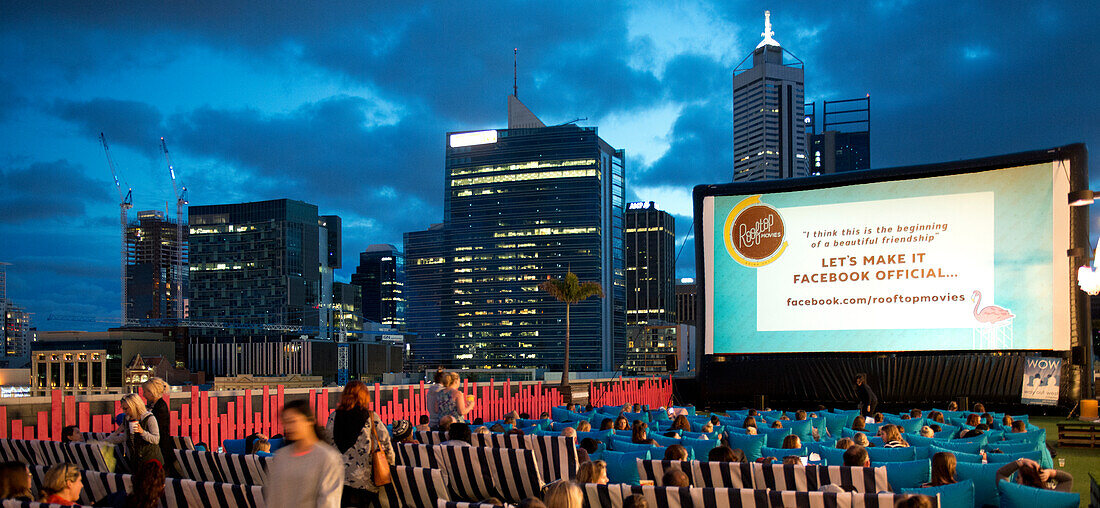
<box><xmin>173</xmin><ymin>449</ymin><xmax>226</xmax><ymax>483</ymax></box>
<box><xmin>525</xmin><ymin>435</ymin><xmax>578</xmax><ymax>481</ymax></box>
<box><xmin>692</xmin><ymin>460</ymin><xmax>757</xmax><ymax>489</ymax></box>
<box><xmin>34</xmin><ymin>440</ymin><xmax>69</xmax><ymax>466</ymax></box>
<box><xmin>754</xmin><ymin>463</ymin><xmax>819</xmax><ymax>491</ymax></box>
<box><xmin>172</xmin><ymin>478</ymin><xmax>265</xmax><ymax>508</ymax></box>
<box><xmin>393</xmin><ymin>465</ymin><xmax>450</xmax><ymax>508</ymax></box>
<box><xmin>472</xmin><ymin>433</ymin><xmax>527</xmax><ymax>449</ymax></box>
<box><xmin>483</xmin><ymin>447</ymin><xmax>543</xmax><ymax>503</ymax></box>
<box><xmin>686</xmin><ymin>487</ymin><xmax>771</xmax><ymax>508</ymax></box>
<box><xmin>767</xmin><ymin>490</ymin><xmax>844</xmax><ymax>508</ymax></box>
<box><xmin>439</xmin><ymin>445</ymin><xmax>500</xmax><ymax>502</ymax></box>
<box><xmin>162</xmin><ymin>477</ymin><xmax>189</xmax><ymax>507</ymax></box>
<box><xmin>620</xmin><ymin>484</ymin><xmax>691</xmax><ymax>508</ymax></box>
<box><xmin>1</xmin><ymin>501</ymin><xmax>94</xmax><ymax>508</ymax></box>
<box><xmin>637</xmin><ymin>459</ymin><xmax>695</xmax><ymax>486</ymax></box>
<box><xmin>1</xmin><ymin>439</ymin><xmax>39</xmax><ymax>464</ymax></box>
<box><xmin>170</xmin><ymin>435</ymin><xmax>196</xmax><ymax>450</ymax></box>
<box><xmin>395</xmin><ymin>442</ymin><xmax>442</xmax><ymax>468</ymax></box>
<box><xmin>29</xmin><ymin>465</ymin><xmax>48</xmax><ymax>499</ymax></box>
<box><xmin>436</xmin><ymin>502</ymin><xmax>516</xmax><ymax>508</ymax></box>
<box><xmin>80</xmin><ymin>470</ymin><xmax>131</xmax><ymax>506</ymax></box>
<box><xmin>850</xmin><ymin>492</ymin><xmax>938</xmax><ymax>508</ymax></box>
<box><xmin>814</xmin><ymin>465</ymin><xmax>890</xmax><ymax>494</ymax></box>
<box><xmin>81</xmin><ymin>432</ymin><xmax>112</xmax><ymax>442</ymax></box>
<box><xmin>64</xmin><ymin>442</ymin><xmax>118</xmax><ymax>473</ymax></box>
<box><xmin>580</xmin><ymin>482</ymin><xmax>630</xmax><ymax>508</ymax></box>
<box><xmin>216</xmin><ymin>452</ymin><xmax>270</xmax><ymax>485</ymax></box>
<box><xmin>416</xmin><ymin>430</ymin><xmax>446</xmax><ymax>445</ymax></box>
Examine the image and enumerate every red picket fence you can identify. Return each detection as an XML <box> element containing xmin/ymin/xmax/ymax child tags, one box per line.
<box><xmin>0</xmin><ymin>377</ymin><xmax>672</xmax><ymax>445</ymax></box>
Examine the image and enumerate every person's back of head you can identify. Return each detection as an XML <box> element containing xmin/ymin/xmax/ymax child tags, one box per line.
<box><xmin>623</xmin><ymin>494</ymin><xmax>649</xmax><ymax>508</ymax></box>
<box><xmin>782</xmin><ymin>434</ymin><xmax>801</xmax><ymax>449</ymax></box>
<box><xmin>928</xmin><ymin>411</ymin><xmax>944</xmax><ymax>423</ymax></box>
<box><xmin>852</xmin><ymin>415</ymin><xmax>866</xmax><ymax>430</ymax></box>
<box><xmin>747</xmin><ymin>409</ymin><xmax>758</xmax><ymax>416</ymax></box>
<box><xmin>433</xmin><ymin>367</ymin><xmax>446</xmax><ymax>385</ymax></box>
<box><xmin>972</xmin><ymin>403</ymin><xmax>985</xmax><ymax>413</ymax></box>
<box><xmin>965</xmin><ymin>414</ymin><xmax>980</xmax><ymax>426</ymax></box>
<box><xmin>448</xmin><ymin>422</ymin><xmax>471</xmax><ymax>444</ymax></box>
<box><xmin>663</xmin><ymin>444</ymin><xmax>689</xmax><ymax>461</ymax></box>
<box><xmin>253</xmin><ymin>437</ymin><xmax>271</xmax><ymax>453</ymax></box>
<box><xmin>130</xmin><ymin>459</ymin><xmax>165</xmax><ymax>508</ymax></box>
<box><xmin>919</xmin><ymin>426</ymin><xmax>934</xmax><ymax>438</ymax></box>
<box><xmin>519</xmin><ymin>498</ymin><xmax>548</xmax><ymax>508</ymax></box>
<box><xmin>795</xmin><ymin>410</ymin><xmax>807</xmax><ymax>421</ymax></box>
<box><xmin>1011</xmin><ymin>420</ymin><xmax>1027</xmax><ymax>433</ymax></box>
<box><xmin>577</xmin><ymin>420</ymin><xmax>591</xmax><ymax>432</ymax></box>
<box><xmin>929</xmin><ymin>424</ymin><xmax>941</xmax><ymax>432</ymax></box>
<box><xmin>419</xmin><ymin>415</ymin><xmax>429</xmax><ymax>426</ymax></box>
<box><xmin>440</xmin><ymin>415</ymin><xmax>455</xmax><ymax>432</ymax></box>
<box><xmin>707</xmin><ymin>445</ymin><xmax>736</xmax><ymax>462</ymax></box>
<box><xmin>782</xmin><ymin>456</ymin><xmax>802</xmax><ymax>465</ymax></box>
<box><xmin>900</xmin><ymin>415</ymin><xmax>911</xmax><ymax>420</ymax></box>
<box><xmin>579</xmin><ymin>437</ymin><xmax>598</xmax><ymax>455</ymax></box>
<box><xmin>929</xmin><ymin>452</ymin><xmax>957</xmax><ymax>486</ymax></box>
<box><xmin>479</xmin><ymin>497</ymin><xmax>504</xmax><ymax>505</ymax></box>
<box><xmin>576</xmin><ymin>460</ymin><xmax>607</xmax><ymax>484</ymax></box>
<box><xmin>561</xmin><ymin>427</ymin><xmax>577</xmax><ymax>439</ymax></box>
<box><xmin>843</xmin><ymin>445</ymin><xmax>869</xmax><ymax>467</ymax></box>
<box><xmin>853</xmin><ymin>433</ymin><xmax>869</xmax><ymax>448</ymax></box>
<box><xmin>543</xmin><ymin>480</ymin><xmax>583</xmax><ymax>508</ymax></box>
<box><xmin>910</xmin><ymin>409</ymin><xmax>922</xmax><ymax>418</ymax></box>
<box><xmin>770</xmin><ymin>420</ymin><xmax>783</xmax><ymax>429</ymax></box>
<box><xmin>1002</xmin><ymin>415</ymin><xmax>1013</xmax><ymax>426</ymax></box>
<box><xmin>947</xmin><ymin>401</ymin><xmax>958</xmax><ymax>411</ymax></box>
<box><xmin>489</xmin><ymin>423</ymin><xmax>506</xmax><ymax>433</ymax></box>
<box><xmin>894</xmin><ymin>494</ymin><xmax>934</xmax><ymax>508</ymax></box>
<box><xmin>835</xmin><ymin>438</ymin><xmax>854</xmax><ymax>449</ymax></box>
<box><xmin>600</xmin><ymin>418</ymin><xmax>613</xmax><ymax>430</ymax></box>
<box><xmin>0</xmin><ymin>461</ymin><xmax>31</xmax><ymax>500</ymax></box>
<box><xmin>661</xmin><ymin>468</ymin><xmax>690</xmax><ymax>488</ymax></box>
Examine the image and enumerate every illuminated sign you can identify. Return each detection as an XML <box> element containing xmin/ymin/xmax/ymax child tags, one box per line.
<box><xmin>449</xmin><ymin>130</ymin><xmax>498</xmax><ymax>148</ymax></box>
<box><xmin>628</xmin><ymin>202</ymin><xmax>653</xmax><ymax>210</ymax></box>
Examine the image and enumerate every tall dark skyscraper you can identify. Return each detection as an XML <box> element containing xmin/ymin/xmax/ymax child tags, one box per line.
<box><xmin>733</xmin><ymin>11</ymin><xmax>808</xmax><ymax>182</ymax></box>
<box><xmin>404</xmin><ymin>224</ymin><xmax>447</xmax><ymax>367</ymax></box>
<box><xmin>624</xmin><ymin>202</ymin><xmax>675</xmax><ymax>325</ymax></box>
<box><xmin>806</xmin><ymin>96</ymin><xmax>871</xmax><ymax>175</ymax></box>
<box><xmin>406</xmin><ymin>95</ymin><xmax>626</xmax><ymax>372</ymax></box>
<box><xmin>125</xmin><ymin>210</ymin><xmax>187</xmax><ymax>320</ymax></box>
<box><xmin>350</xmin><ymin>244</ymin><xmax>406</xmax><ymax>328</ymax></box>
<box><xmin>187</xmin><ymin>199</ymin><xmax>340</xmax><ymax>341</ymax></box>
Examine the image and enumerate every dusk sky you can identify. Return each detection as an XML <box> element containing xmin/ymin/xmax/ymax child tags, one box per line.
<box><xmin>2</xmin><ymin>1</ymin><xmax>1097</xmax><ymax>330</ymax></box>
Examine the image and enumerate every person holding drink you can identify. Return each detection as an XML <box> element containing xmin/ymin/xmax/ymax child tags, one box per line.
<box><xmin>105</xmin><ymin>393</ymin><xmax>164</xmax><ymax>470</ymax></box>
<box><xmin>437</xmin><ymin>372</ymin><xmax>475</xmax><ymax>423</ymax></box>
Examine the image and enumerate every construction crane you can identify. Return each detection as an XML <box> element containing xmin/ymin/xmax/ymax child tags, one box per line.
<box><xmin>99</xmin><ymin>133</ymin><xmax>133</xmax><ymax>322</ymax></box>
<box><xmin>159</xmin><ymin>138</ymin><xmax>187</xmax><ymax>322</ymax></box>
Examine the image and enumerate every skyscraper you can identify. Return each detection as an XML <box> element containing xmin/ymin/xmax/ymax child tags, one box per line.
<box><xmin>407</xmin><ymin>95</ymin><xmax>626</xmax><ymax>372</ymax></box>
<box><xmin>404</xmin><ymin>224</ymin><xmax>447</xmax><ymax>368</ymax></box>
<box><xmin>733</xmin><ymin>11</ymin><xmax>808</xmax><ymax>182</ymax></box>
<box><xmin>125</xmin><ymin>210</ymin><xmax>188</xmax><ymax>320</ymax></box>
<box><xmin>187</xmin><ymin>199</ymin><xmax>339</xmax><ymax>341</ymax></box>
<box><xmin>0</xmin><ymin>262</ymin><xmax>30</xmax><ymax>368</ymax></box>
<box><xmin>625</xmin><ymin>202</ymin><xmax>675</xmax><ymax>325</ymax></box>
<box><xmin>806</xmin><ymin>96</ymin><xmax>871</xmax><ymax>175</ymax></box>
<box><xmin>351</xmin><ymin>244</ymin><xmax>406</xmax><ymax>328</ymax></box>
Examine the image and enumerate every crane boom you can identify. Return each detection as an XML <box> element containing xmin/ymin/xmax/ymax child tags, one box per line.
<box><xmin>99</xmin><ymin>133</ymin><xmax>132</xmax><ymax>322</ymax></box>
<box><xmin>160</xmin><ymin>138</ymin><xmax>188</xmax><ymax>322</ymax></box>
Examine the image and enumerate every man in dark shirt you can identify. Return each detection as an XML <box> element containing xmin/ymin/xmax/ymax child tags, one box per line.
<box><xmin>855</xmin><ymin>374</ymin><xmax>878</xmax><ymax>417</ymax></box>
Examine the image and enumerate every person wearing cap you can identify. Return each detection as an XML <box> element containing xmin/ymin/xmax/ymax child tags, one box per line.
<box><xmin>391</xmin><ymin>419</ymin><xmax>418</xmax><ymax>444</ymax></box>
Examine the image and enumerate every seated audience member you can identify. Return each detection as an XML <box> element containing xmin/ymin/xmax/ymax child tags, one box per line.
<box><xmin>972</xmin><ymin>403</ymin><xmax>985</xmax><ymax>413</ymax></box>
<box><xmin>584</xmin><ymin>404</ymin><xmax>594</xmax><ymax>413</ymax></box>
<box><xmin>742</xmin><ymin>417</ymin><xmax>757</xmax><ymax>430</ymax></box>
<box><xmin>701</xmin><ymin>422</ymin><xmax>714</xmax><ymax>433</ymax></box>
<box><xmin>981</xmin><ymin>413</ymin><xmax>995</xmax><ymax>426</ymax></box>
<box><xmin>900</xmin><ymin>415</ymin><xmax>911</xmax><ymax>420</ymax></box>
<box><xmin>489</xmin><ymin>423</ymin><xmax>506</xmax><ymax>433</ymax></box>
<box><xmin>996</xmin><ymin>458</ymin><xmax>1073</xmax><ymax>492</ymax></box>
<box><xmin>623</xmin><ymin>494</ymin><xmax>649</xmax><ymax>508</ymax></box>
<box><xmin>479</xmin><ymin>497</ymin><xmax>504</xmax><ymax>505</ymax></box>
<box><xmin>520</xmin><ymin>497</ymin><xmax>548</xmax><ymax>508</ymax></box>
<box><xmin>880</xmin><ymin>424</ymin><xmax>909</xmax><ymax>447</ymax></box>
<box><xmin>476</xmin><ymin>426</ymin><xmax>492</xmax><ymax>435</ymax></box>
<box><xmin>835</xmin><ymin>438</ymin><xmax>854</xmax><ymax>449</ymax></box>
<box><xmin>95</xmin><ymin>459</ymin><xmax>165</xmax><ymax>507</ymax></box>
<box><xmin>779</xmin><ymin>415</ymin><xmax>790</xmax><ymax>421</ymax></box>
<box><xmin>927</xmin><ymin>411</ymin><xmax>944</xmax><ymax>424</ymax></box>
<box><xmin>0</xmin><ymin>461</ymin><xmax>33</xmax><ymax>501</ymax></box>
<box><xmin>416</xmin><ymin>415</ymin><xmax>430</xmax><ymax>432</ymax></box>
<box><xmin>960</xmin><ymin>429</ymin><xmax>984</xmax><ymax>439</ymax></box>
<box><xmin>632</xmin><ymin>421</ymin><xmax>656</xmax><ymax>445</ymax></box>
<box><xmin>439</xmin><ymin>415</ymin><xmax>456</xmax><ymax>432</ymax></box>
<box><xmin>1002</xmin><ymin>415</ymin><xmax>1014</xmax><ymax>427</ymax></box>
<box><xmin>843</xmin><ymin>446</ymin><xmax>870</xmax><ymax>467</ymax></box>
<box><xmin>922</xmin><ymin>452</ymin><xmax>957</xmax><ymax>487</ymax></box>
<box><xmin>782</xmin><ymin>435</ymin><xmax>802</xmax><ymax>449</ymax></box>
<box><xmin>783</xmin><ymin>456</ymin><xmax>802</xmax><ymax>465</ymax></box>
<box><xmin>576</xmin><ymin>420</ymin><xmax>591</xmax><ymax>432</ymax></box>
<box><xmin>930</xmin><ymin>424</ymin><xmax>942</xmax><ymax>433</ymax></box>
<box><xmin>745</xmin><ymin>427</ymin><xmax>758</xmax><ymax>435</ymax></box>
<box><xmin>756</xmin><ymin>456</ymin><xmax>778</xmax><ymax>465</ymax></box>
<box><xmin>442</xmin><ymin>422</ymin><xmax>472</xmax><ymax>446</ymax></box>
<box><xmin>853</xmin><ymin>433</ymin><xmax>870</xmax><ymax>448</ymax></box>
<box><xmin>540</xmin><ymin>412</ymin><xmax>550</xmax><ymax>420</ymax></box>
<box><xmin>562</xmin><ymin>428</ymin><xmax>589</xmax><ymax>462</ymax></box>
<box><xmin>852</xmin><ymin>415</ymin><xmax>867</xmax><ymax>431</ymax></box>
<box><xmin>910</xmin><ymin>409</ymin><xmax>922</xmax><ymax>419</ymax></box>
<box><xmin>770</xmin><ymin>421</ymin><xmax>783</xmax><ymax>429</ymax></box>
<box><xmin>919</xmin><ymin>426</ymin><xmax>934</xmax><ymax>438</ymax></box>
<box><xmin>707</xmin><ymin>445</ymin><xmax>736</xmax><ymax>462</ymax></box>
<box><xmin>671</xmin><ymin>415</ymin><xmax>691</xmax><ymax>432</ymax></box>
<box><xmin>710</xmin><ymin>415</ymin><xmax>721</xmax><ymax>426</ymax></box>
<box><xmin>1011</xmin><ymin>420</ymin><xmax>1027</xmax><ymax>433</ymax></box>
<box><xmin>543</xmin><ymin>480</ymin><xmax>583</xmax><ymax>508</ymax></box>
<box><xmin>252</xmin><ymin>436</ymin><xmax>273</xmax><ymax>456</ymax></box>
<box><xmin>946</xmin><ymin>401</ymin><xmax>958</xmax><ymax>412</ymax></box>
<box><xmin>795</xmin><ymin>410</ymin><xmax>808</xmax><ymax>421</ymax></box>
<box><xmin>472</xmin><ymin>417</ymin><xmax>484</xmax><ymax>426</ymax></box>
<box><xmin>965</xmin><ymin>414</ymin><xmax>980</xmax><ymax>426</ymax></box>
<box><xmin>614</xmin><ymin>416</ymin><xmax>630</xmax><ymax>431</ymax></box>
<box><xmin>566</xmin><ymin>403</ymin><xmax>576</xmax><ymax>412</ymax></box>
<box><xmin>41</xmin><ymin>463</ymin><xmax>82</xmax><ymax>506</ymax></box>
<box><xmin>871</xmin><ymin>412</ymin><xmax>884</xmax><ymax>424</ymax></box>
<box><xmin>60</xmin><ymin>425</ymin><xmax>82</xmax><ymax>445</ymax></box>
<box><xmin>895</xmin><ymin>495</ymin><xmax>935</xmax><ymax>508</ymax></box>
<box><xmin>747</xmin><ymin>409</ymin><xmax>758</xmax><ymax>417</ymax></box>
<box><xmin>193</xmin><ymin>442</ymin><xmax>208</xmax><ymax>451</ymax></box>
<box><xmin>663</xmin><ymin>431</ymin><xmax>679</xmax><ymax>438</ymax></box>
<box><xmin>600</xmin><ymin>418</ymin><xmax>614</xmax><ymax>431</ymax></box>
<box><xmin>661</xmin><ymin>469</ymin><xmax>690</xmax><ymax>488</ymax></box>
<box><xmin>579</xmin><ymin>438</ymin><xmax>599</xmax><ymax>457</ymax></box>
<box><xmin>561</xmin><ymin>427</ymin><xmax>577</xmax><ymax>439</ymax></box>
<box><xmin>506</xmin><ymin>428</ymin><xmax>525</xmax><ymax>438</ymax></box>
<box><xmin>576</xmin><ymin>460</ymin><xmax>609</xmax><ymax>485</ymax></box>
<box><xmin>974</xmin><ymin>423</ymin><xmax>990</xmax><ymax>432</ymax></box>
<box><xmin>663</xmin><ymin>445</ymin><xmax>689</xmax><ymax>461</ymax></box>
<box><xmin>520</xmin><ymin>412</ymin><xmax>531</xmax><ymax>420</ymax></box>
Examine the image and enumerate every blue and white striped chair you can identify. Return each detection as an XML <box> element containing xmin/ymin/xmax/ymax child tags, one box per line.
<box><xmin>393</xmin><ymin>465</ymin><xmax>449</xmax><ymax>508</ymax></box>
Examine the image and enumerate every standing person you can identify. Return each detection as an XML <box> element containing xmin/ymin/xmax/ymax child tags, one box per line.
<box><xmin>105</xmin><ymin>393</ymin><xmax>163</xmax><ymax>470</ymax></box>
<box><xmin>325</xmin><ymin>381</ymin><xmax>395</xmax><ymax>507</ymax></box>
<box><xmin>141</xmin><ymin>377</ymin><xmax>174</xmax><ymax>472</ymax></box>
<box><xmin>437</xmin><ymin>372</ymin><xmax>475</xmax><ymax>423</ymax></box>
<box><xmin>265</xmin><ymin>399</ymin><xmax>343</xmax><ymax>508</ymax></box>
<box><xmin>854</xmin><ymin>374</ymin><xmax>878</xmax><ymax>417</ymax></box>
<box><xmin>426</xmin><ymin>367</ymin><xmax>446</xmax><ymax>429</ymax></box>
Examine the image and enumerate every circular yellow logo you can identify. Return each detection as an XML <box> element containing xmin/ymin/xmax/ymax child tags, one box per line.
<box><xmin>724</xmin><ymin>195</ymin><xmax>787</xmax><ymax>267</ymax></box>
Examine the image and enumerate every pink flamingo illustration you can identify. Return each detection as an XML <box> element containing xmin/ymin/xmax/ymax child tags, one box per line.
<box><xmin>972</xmin><ymin>290</ymin><xmax>1014</xmax><ymax>324</ymax></box>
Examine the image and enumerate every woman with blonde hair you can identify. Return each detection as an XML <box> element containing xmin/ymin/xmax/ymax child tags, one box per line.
<box><xmin>40</xmin><ymin>463</ymin><xmax>82</xmax><ymax>505</ymax></box>
<box><xmin>106</xmin><ymin>393</ymin><xmax>162</xmax><ymax>469</ymax></box>
<box><xmin>325</xmin><ymin>380</ymin><xmax>395</xmax><ymax>507</ymax></box>
<box><xmin>880</xmin><ymin>424</ymin><xmax>909</xmax><ymax>448</ymax></box>
<box><xmin>140</xmin><ymin>377</ymin><xmax>173</xmax><ymax>471</ymax></box>
<box><xmin>437</xmin><ymin>372</ymin><xmax>475</xmax><ymax>423</ymax></box>
<box><xmin>576</xmin><ymin>460</ymin><xmax>608</xmax><ymax>484</ymax></box>
<box><xmin>543</xmin><ymin>480</ymin><xmax>583</xmax><ymax>508</ymax></box>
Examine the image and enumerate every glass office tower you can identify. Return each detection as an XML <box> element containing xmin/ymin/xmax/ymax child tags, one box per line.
<box><xmin>351</xmin><ymin>244</ymin><xmax>406</xmax><ymax>328</ymax></box>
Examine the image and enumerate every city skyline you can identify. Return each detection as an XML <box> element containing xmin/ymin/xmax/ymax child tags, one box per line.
<box><xmin>2</xmin><ymin>1</ymin><xmax>1098</xmax><ymax>330</ymax></box>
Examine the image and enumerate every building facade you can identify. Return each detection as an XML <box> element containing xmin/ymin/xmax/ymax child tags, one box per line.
<box><xmin>187</xmin><ymin>199</ymin><xmax>340</xmax><ymax>342</ymax></box>
<box><xmin>31</xmin><ymin>330</ymin><xmax>175</xmax><ymax>394</ymax></box>
<box><xmin>407</xmin><ymin>96</ymin><xmax>626</xmax><ymax>372</ymax></box>
<box><xmin>624</xmin><ymin>324</ymin><xmax>678</xmax><ymax>375</ymax></box>
<box><xmin>733</xmin><ymin>11</ymin><xmax>807</xmax><ymax>182</ymax></box>
<box><xmin>625</xmin><ymin>202</ymin><xmax>675</xmax><ymax>325</ymax></box>
<box><xmin>675</xmin><ymin>281</ymin><xmax>697</xmax><ymax>326</ymax></box>
<box><xmin>0</xmin><ymin>263</ymin><xmax>31</xmax><ymax>368</ymax></box>
<box><xmin>404</xmin><ymin>224</ymin><xmax>448</xmax><ymax>368</ymax></box>
<box><xmin>806</xmin><ymin>97</ymin><xmax>871</xmax><ymax>175</ymax></box>
<box><xmin>125</xmin><ymin>210</ymin><xmax>188</xmax><ymax>321</ymax></box>
<box><xmin>350</xmin><ymin>244</ymin><xmax>406</xmax><ymax>328</ymax></box>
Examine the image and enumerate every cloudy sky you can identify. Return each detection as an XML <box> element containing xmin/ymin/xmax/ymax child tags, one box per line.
<box><xmin>2</xmin><ymin>1</ymin><xmax>1097</xmax><ymax>330</ymax></box>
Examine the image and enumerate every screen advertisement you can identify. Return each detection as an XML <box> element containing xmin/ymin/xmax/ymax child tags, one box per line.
<box><xmin>701</xmin><ymin>161</ymin><xmax>1072</xmax><ymax>354</ymax></box>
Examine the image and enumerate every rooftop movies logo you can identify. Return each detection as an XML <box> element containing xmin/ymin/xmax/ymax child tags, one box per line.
<box><xmin>724</xmin><ymin>195</ymin><xmax>787</xmax><ymax>267</ymax></box>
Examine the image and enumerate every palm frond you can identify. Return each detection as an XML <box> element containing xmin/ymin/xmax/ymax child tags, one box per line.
<box><xmin>539</xmin><ymin>271</ymin><xmax>604</xmax><ymax>304</ymax></box>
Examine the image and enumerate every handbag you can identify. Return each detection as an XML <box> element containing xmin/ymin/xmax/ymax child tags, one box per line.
<box><xmin>370</xmin><ymin>415</ymin><xmax>392</xmax><ymax>486</ymax></box>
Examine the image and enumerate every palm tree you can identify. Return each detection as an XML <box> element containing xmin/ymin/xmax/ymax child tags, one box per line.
<box><xmin>539</xmin><ymin>271</ymin><xmax>604</xmax><ymax>404</ymax></box>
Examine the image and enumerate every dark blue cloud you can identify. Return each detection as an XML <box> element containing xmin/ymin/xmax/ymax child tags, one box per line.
<box><xmin>0</xmin><ymin>160</ymin><xmax>112</xmax><ymax>222</ymax></box>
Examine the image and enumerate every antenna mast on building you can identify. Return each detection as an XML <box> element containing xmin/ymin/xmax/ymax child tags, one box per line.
<box><xmin>513</xmin><ymin>48</ymin><xmax>518</xmax><ymax>97</ymax></box>
<box><xmin>160</xmin><ymin>137</ymin><xmax>188</xmax><ymax>321</ymax></box>
<box><xmin>99</xmin><ymin>133</ymin><xmax>133</xmax><ymax>322</ymax></box>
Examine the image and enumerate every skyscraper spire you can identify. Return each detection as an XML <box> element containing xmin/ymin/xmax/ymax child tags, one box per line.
<box><xmin>513</xmin><ymin>48</ymin><xmax>518</xmax><ymax>97</ymax></box>
<box><xmin>757</xmin><ymin>10</ymin><xmax>780</xmax><ymax>49</ymax></box>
